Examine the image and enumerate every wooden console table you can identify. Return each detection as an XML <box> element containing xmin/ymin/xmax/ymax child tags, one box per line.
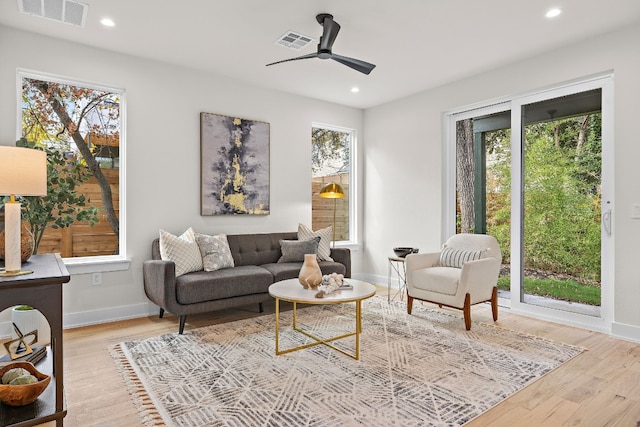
<box><xmin>0</xmin><ymin>254</ymin><xmax>70</xmax><ymax>427</ymax></box>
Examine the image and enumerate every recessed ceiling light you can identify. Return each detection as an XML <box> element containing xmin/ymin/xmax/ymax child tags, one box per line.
<box><xmin>545</xmin><ymin>8</ymin><xmax>562</xmax><ymax>18</ymax></box>
<box><xmin>100</xmin><ymin>17</ymin><xmax>115</xmax><ymax>27</ymax></box>
<box><xmin>350</xmin><ymin>87</ymin><xmax>360</xmax><ymax>93</ymax></box>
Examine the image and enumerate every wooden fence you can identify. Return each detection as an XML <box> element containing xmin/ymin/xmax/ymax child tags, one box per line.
<box><xmin>30</xmin><ymin>168</ymin><xmax>119</xmax><ymax>257</ymax></box>
<box><xmin>312</xmin><ymin>174</ymin><xmax>349</xmax><ymax>241</ymax></box>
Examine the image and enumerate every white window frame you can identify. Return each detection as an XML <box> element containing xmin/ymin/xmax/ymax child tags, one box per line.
<box><xmin>16</xmin><ymin>69</ymin><xmax>129</xmax><ymax>273</ymax></box>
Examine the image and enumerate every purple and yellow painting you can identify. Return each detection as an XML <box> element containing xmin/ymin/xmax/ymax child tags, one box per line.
<box><xmin>200</xmin><ymin>112</ymin><xmax>270</xmax><ymax>215</ymax></box>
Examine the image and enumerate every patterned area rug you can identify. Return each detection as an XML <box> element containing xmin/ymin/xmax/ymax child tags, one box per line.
<box><xmin>111</xmin><ymin>297</ymin><xmax>583</xmax><ymax>426</ymax></box>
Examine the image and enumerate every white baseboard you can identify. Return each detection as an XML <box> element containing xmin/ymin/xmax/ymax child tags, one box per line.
<box><xmin>62</xmin><ymin>302</ymin><xmax>159</xmax><ymax>330</ymax></box>
<box><xmin>611</xmin><ymin>321</ymin><xmax>640</xmax><ymax>343</ymax></box>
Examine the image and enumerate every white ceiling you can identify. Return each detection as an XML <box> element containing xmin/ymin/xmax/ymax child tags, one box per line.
<box><xmin>1</xmin><ymin>0</ymin><xmax>639</xmax><ymax>109</ymax></box>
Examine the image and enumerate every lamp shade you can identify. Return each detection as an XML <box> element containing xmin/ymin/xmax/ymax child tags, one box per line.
<box><xmin>319</xmin><ymin>182</ymin><xmax>344</xmax><ymax>199</ymax></box>
<box><xmin>0</xmin><ymin>146</ymin><xmax>47</xmax><ymax>196</ymax></box>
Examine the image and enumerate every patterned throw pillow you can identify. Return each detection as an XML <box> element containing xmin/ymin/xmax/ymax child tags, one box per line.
<box><xmin>159</xmin><ymin>228</ymin><xmax>203</xmax><ymax>277</ymax></box>
<box><xmin>298</xmin><ymin>223</ymin><xmax>333</xmax><ymax>261</ymax></box>
<box><xmin>278</xmin><ymin>237</ymin><xmax>320</xmax><ymax>263</ymax></box>
<box><xmin>438</xmin><ymin>246</ymin><xmax>485</xmax><ymax>268</ymax></box>
<box><xmin>195</xmin><ymin>233</ymin><xmax>235</xmax><ymax>272</ymax></box>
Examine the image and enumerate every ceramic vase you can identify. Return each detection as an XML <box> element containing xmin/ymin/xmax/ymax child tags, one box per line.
<box><xmin>11</xmin><ymin>306</ymin><xmax>51</xmax><ymax>346</ymax></box>
<box><xmin>298</xmin><ymin>254</ymin><xmax>322</xmax><ymax>289</ymax></box>
<box><xmin>0</xmin><ymin>223</ymin><xmax>35</xmax><ymax>263</ymax></box>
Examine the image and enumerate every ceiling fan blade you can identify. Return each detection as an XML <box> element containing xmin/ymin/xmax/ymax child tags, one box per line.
<box><xmin>266</xmin><ymin>52</ymin><xmax>319</xmax><ymax>67</ymax></box>
<box><xmin>318</xmin><ymin>15</ymin><xmax>340</xmax><ymax>51</ymax></box>
<box><xmin>330</xmin><ymin>54</ymin><xmax>376</xmax><ymax>75</ymax></box>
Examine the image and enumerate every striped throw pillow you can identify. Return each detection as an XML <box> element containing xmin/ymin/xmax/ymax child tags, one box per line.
<box><xmin>298</xmin><ymin>223</ymin><xmax>333</xmax><ymax>261</ymax></box>
<box><xmin>438</xmin><ymin>246</ymin><xmax>485</xmax><ymax>268</ymax></box>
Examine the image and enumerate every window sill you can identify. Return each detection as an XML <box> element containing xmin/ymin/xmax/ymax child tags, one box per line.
<box><xmin>334</xmin><ymin>242</ymin><xmax>362</xmax><ymax>251</ymax></box>
<box><xmin>63</xmin><ymin>255</ymin><xmax>131</xmax><ymax>275</ymax></box>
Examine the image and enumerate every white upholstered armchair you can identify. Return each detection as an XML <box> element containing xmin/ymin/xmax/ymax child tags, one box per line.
<box><xmin>405</xmin><ymin>234</ymin><xmax>502</xmax><ymax>330</ymax></box>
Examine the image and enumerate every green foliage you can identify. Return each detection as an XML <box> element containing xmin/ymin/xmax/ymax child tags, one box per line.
<box><xmin>312</xmin><ymin>127</ymin><xmax>350</xmax><ymax>177</ymax></box>
<box><xmin>16</xmin><ymin>138</ymin><xmax>99</xmax><ymax>254</ymax></box>
<box><xmin>485</xmin><ymin>114</ymin><xmax>602</xmax><ymax>284</ymax></box>
<box><xmin>497</xmin><ymin>276</ymin><xmax>601</xmax><ymax>306</ymax></box>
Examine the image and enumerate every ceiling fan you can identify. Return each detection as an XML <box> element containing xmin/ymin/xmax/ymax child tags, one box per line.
<box><xmin>266</xmin><ymin>13</ymin><xmax>376</xmax><ymax>75</ymax></box>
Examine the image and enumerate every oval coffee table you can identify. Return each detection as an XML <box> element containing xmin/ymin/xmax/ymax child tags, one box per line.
<box><xmin>268</xmin><ymin>278</ymin><xmax>376</xmax><ymax>360</ymax></box>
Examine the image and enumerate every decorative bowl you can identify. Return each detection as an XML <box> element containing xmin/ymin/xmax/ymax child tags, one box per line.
<box><xmin>393</xmin><ymin>247</ymin><xmax>418</xmax><ymax>258</ymax></box>
<box><xmin>0</xmin><ymin>361</ymin><xmax>51</xmax><ymax>406</ymax></box>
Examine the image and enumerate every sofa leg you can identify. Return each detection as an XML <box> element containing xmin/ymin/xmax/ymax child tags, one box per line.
<box><xmin>407</xmin><ymin>294</ymin><xmax>413</xmax><ymax>315</ymax></box>
<box><xmin>491</xmin><ymin>287</ymin><xmax>499</xmax><ymax>321</ymax></box>
<box><xmin>259</xmin><ymin>302</ymin><xmax>264</xmax><ymax>313</ymax></box>
<box><xmin>178</xmin><ymin>315</ymin><xmax>187</xmax><ymax>334</ymax></box>
<box><xmin>463</xmin><ymin>293</ymin><xmax>472</xmax><ymax>330</ymax></box>
<box><xmin>159</xmin><ymin>308</ymin><xmax>165</xmax><ymax>319</ymax></box>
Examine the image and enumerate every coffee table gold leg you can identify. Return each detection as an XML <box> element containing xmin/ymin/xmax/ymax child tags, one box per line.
<box><xmin>355</xmin><ymin>300</ymin><xmax>361</xmax><ymax>360</ymax></box>
<box><xmin>275</xmin><ymin>297</ymin><xmax>280</xmax><ymax>354</ymax></box>
<box><xmin>293</xmin><ymin>301</ymin><xmax>297</xmax><ymax>329</ymax></box>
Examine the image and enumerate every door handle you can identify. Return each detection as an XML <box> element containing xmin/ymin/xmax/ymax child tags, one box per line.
<box><xmin>603</xmin><ymin>209</ymin><xmax>612</xmax><ymax>236</ymax></box>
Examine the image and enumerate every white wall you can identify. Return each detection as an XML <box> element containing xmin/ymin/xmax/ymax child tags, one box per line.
<box><xmin>0</xmin><ymin>25</ymin><xmax>364</xmax><ymax>330</ymax></box>
<box><xmin>363</xmin><ymin>23</ymin><xmax>640</xmax><ymax>340</ymax></box>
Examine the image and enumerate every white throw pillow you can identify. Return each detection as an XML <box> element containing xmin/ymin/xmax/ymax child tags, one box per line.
<box><xmin>159</xmin><ymin>228</ymin><xmax>203</xmax><ymax>277</ymax></box>
<box><xmin>298</xmin><ymin>223</ymin><xmax>333</xmax><ymax>261</ymax></box>
<box><xmin>195</xmin><ymin>233</ymin><xmax>235</xmax><ymax>271</ymax></box>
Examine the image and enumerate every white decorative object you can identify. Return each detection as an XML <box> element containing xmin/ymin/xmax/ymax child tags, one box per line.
<box><xmin>315</xmin><ymin>273</ymin><xmax>345</xmax><ymax>298</ymax></box>
<box><xmin>11</xmin><ymin>306</ymin><xmax>50</xmax><ymax>346</ymax></box>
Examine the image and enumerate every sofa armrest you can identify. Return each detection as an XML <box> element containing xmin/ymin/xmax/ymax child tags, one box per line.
<box><xmin>143</xmin><ymin>259</ymin><xmax>177</xmax><ymax>310</ymax></box>
<box><xmin>330</xmin><ymin>247</ymin><xmax>351</xmax><ymax>278</ymax></box>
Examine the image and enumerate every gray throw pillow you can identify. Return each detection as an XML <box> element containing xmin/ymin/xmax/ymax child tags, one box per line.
<box><xmin>278</xmin><ymin>237</ymin><xmax>321</xmax><ymax>263</ymax></box>
<box><xmin>195</xmin><ymin>233</ymin><xmax>235</xmax><ymax>271</ymax></box>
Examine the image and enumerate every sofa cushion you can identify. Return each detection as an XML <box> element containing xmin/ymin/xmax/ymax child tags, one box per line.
<box><xmin>261</xmin><ymin>260</ymin><xmax>347</xmax><ymax>283</ymax></box>
<box><xmin>159</xmin><ymin>228</ymin><xmax>203</xmax><ymax>277</ymax></box>
<box><xmin>298</xmin><ymin>223</ymin><xmax>333</xmax><ymax>261</ymax></box>
<box><xmin>278</xmin><ymin>237</ymin><xmax>320</xmax><ymax>263</ymax></box>
<box><xmin>412</xmin><ymin>266</ymin><xmax>460</xmax><ymax>296</ymax></box>
<box><xmin>261</xmin><ymin>263</ymin><xmax>304</xmax><ymax>282</ymax></box>
<box><xmin>227</xmin><ymin>232</ymin><xmax>297</xmax><ymax>266</ymax></box>
<box><xmin>175</xmin><ymin>266</ymin><xmax>273</xmax><ymax>305</ymax></box>
<box><xmin>195</xmin><ymin>233</ymin><xmax>234</xmax><ymax>271</ymax></box>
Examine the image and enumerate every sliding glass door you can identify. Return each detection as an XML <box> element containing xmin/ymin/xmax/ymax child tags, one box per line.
<box><xmin>447</xmin><ymin>76</ymin><xmax>613</xmax><ymax>330</ymax></box>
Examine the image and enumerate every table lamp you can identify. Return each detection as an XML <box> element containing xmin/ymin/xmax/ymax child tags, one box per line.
<box><xmin>0</xmin><ymin>146</ymin><xmax>47</xmax><ymax>276</ymax></box>
<box><xmin>319</xmin><ymin>182</ymin><xmax>344</xmax><ymax>247</ymax></box>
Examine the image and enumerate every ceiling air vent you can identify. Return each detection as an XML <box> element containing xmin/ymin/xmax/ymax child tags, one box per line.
<box><xmin>274</xmin><ymin>31</ymin><xmax>314</xmax><ymax>50</ymax></box>
<box><xmin>18</xmin><ymin>0</ymin><xmax>88</xmax><ymax>27</ymax></box>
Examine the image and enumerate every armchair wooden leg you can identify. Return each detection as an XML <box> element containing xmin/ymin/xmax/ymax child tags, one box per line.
<box><xmin>159</xmin><ymin>308</ymin><xmax>165</xmax><ymax>319</ymax></box>
<box><xmin>407</xmin><ymin>294</ymin><xmax>413</xmax><ymax>315</ymax></box>
<box><xmin>463</xmin><ymin>293</ymin><xmax>471</xmax><ymax>330</ymax></box>
<box><xmin>491</xmin><ymin>287</ymin><xmax>499</xmax><ymax>321</ymax></box>
<box><xmin>259</xmin><ymin>302</ymin><xmax>264</xmax><ymax>313</ymax></box>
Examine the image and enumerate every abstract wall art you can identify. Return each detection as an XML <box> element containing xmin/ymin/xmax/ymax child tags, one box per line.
<box><xmin>200</xmin><ymin>112</ymin><xmax>270</xmax><ymax>215</ymax></box>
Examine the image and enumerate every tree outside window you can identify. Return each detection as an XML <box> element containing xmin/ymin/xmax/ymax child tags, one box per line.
<box><xmin>18</xmin><ymin>73</ymin><xmax>122</xmax><ymax>258</ymax></box>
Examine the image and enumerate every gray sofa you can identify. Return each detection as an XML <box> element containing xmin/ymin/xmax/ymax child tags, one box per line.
<box><xmin>143</xmin><ymin>231</ymin><xmax>351</xmax><ymax>333</ymax></box>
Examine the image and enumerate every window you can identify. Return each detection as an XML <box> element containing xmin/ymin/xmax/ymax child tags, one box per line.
<box><xmin>311</xmin><ymin>124</ymin><xmax>354</xmax><ymax>244</ymax></box>
<box><xmin>18</xmin><ymin>71</ymin><xmax>124</xmax><ymax>262</ymax></box>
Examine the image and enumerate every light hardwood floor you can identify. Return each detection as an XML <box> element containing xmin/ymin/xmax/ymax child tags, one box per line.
<box><xmin>35</xmin><ymin>286</ymin><xmax>640</xmax><ymax>426</ymax></box>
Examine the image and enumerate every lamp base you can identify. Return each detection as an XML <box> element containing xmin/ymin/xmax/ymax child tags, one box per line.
<box><xmin>0</xmin><ymin>269</ymin><xmax>34</xmax><ymax>277</ymax></box>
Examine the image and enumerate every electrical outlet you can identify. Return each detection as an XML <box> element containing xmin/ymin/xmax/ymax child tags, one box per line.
<box><xmin>633</xmin><ymin>203</ymin><xmax>640</xmax><ymax>219</ymax></box>
<box><xmin>92</xmin><ymin>272</ymin><xmax>102</xmax><ymax>286</ymax></box>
